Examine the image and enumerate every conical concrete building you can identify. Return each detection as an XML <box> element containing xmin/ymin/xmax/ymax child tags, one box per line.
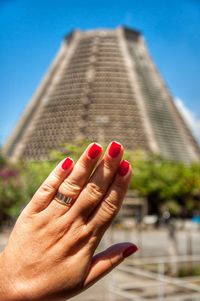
<box><xmin>4</xmin><ymin>27</ymin><xmax>200</xmax><ymax>162</ymax></box>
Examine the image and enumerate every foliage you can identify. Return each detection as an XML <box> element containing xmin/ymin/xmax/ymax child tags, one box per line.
<box><xmin>0</xmin><ymin>142</ymin><xmax>200</xmax><ymax>226</ymax></box>
<box><xmin>0</xmin><ymin>155</ymin><xmax>26</xmax><ymax>226</ymax></box>
<box><xmin>21</xmin><ymin>140</ymin><xmax>93</xmax><ymax>202</ymax></box>
<box><xmin>127</xmin><ymin>153</ymin><xmax>200</xmax><ymax>215</ymax></box>
<box><xmin>178</xmin><ymin>266</ymin><xmax>200</xmax><ymax>277</ymax></box>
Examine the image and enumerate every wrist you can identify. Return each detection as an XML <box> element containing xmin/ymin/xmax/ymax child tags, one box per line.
<box><xmin>0</xmin><ymin>251</ymin><xmax>22</xmax><ymax>301</ymax></box>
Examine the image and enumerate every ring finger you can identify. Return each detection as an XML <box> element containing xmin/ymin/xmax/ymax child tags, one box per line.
<box><xmin>46</xmin><ymin>143</ymin><xmax>103</xmax><ymax>216</ymax></box>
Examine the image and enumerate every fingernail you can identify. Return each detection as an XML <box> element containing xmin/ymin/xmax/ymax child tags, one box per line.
<box><xmin>88</xmin><ymin>143</ymin><xmax>102</xmax><ymax>159</ymax></box>
<box><xmin>123</xmin><ymin>245</ymin><xmax>138</xmax><ymax>258</ymax></box>
<box><xmin>108</xmin><ymin>141</ymin><xmax>122</xmax><ymax>158</ymax></box>
<box><xmin>61</xmin><ymin>157</ymin><xmax>73</xmax><ymax>170</ymax></box>
<box><xmin>118</xmin><ymin>160</ymin><xmax>130</xmax><ymax>176</ymax></box>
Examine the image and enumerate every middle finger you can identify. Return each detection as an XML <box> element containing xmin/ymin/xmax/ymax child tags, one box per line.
<box><xmin>68</xmin><ymin>141</ymin><xmax>123</xmax><ymax>221</ymax></box>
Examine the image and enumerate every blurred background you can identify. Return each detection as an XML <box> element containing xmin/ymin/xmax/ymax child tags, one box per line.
<box><xmin>0</xmin><ymin>1</ymin><xmax>200</xmax><ymax>300</ymax></box>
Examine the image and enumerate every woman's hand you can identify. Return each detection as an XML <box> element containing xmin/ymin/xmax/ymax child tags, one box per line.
<box><xmin>0</xmin><ymin>142</ymin><xmax>138</xmax><ymax>301</ymax></box>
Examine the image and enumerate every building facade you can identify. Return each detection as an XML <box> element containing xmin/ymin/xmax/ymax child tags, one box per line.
<box><xmin>4</xmin><ymin>27</ymin><xmax>200</xmax><ymax>162</ymax></box>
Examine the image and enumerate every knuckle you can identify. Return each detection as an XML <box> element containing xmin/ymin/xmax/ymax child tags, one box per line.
<box><xmin>103</xmin><ymin>159</ymin><xmax>114</xmax><ymax>172</ymax></box>
<box><xmin>82</xmin><ymin>224</ymin><xmax>95</xmax><ymax>238</ymax></box>
<box><xmin>85</xmin><ymin>182</ymin><xmax>104</xmax><ymax>200</ymax></box>
<box><xmin>61</xmin><ymin>178</ymin><xmax>81</xmax><ymax>196</ymax></box>
<box><xmin>112</xmin><ymin>174</ymin><xmax>128</xmax><ymax>197</ymax></box>
<box><xmin>77</xmin><ymin>158</ymin><xmax>90</xmax><ymax>170</ymax></box>
<box><xmin>40</xmin><ymin>171</ymin><xmax>61</xmax><ymax>193</ymax></box>
<box><xmin>105</xmin><ymin>253</ymin><xmax>115</xmax><ymax>269</ymax></box>
<box><xmin>51</xmin><ymin>173</ymin><xmax>62</xmax><ymax>188</ymax></box>
<box><xmin>113</xmin><ymin>177</ymin><xmax>123</xmax><ymax>190</ymax></box>
<box><xmin>101</xmin><ymin>197</ymin><xmax>119</xmax><ymax>216</ymax></box>
<box><xmin>40</xmin><ymin>182</ymin><xmax>55</xmax><ymax>195</ymax></box>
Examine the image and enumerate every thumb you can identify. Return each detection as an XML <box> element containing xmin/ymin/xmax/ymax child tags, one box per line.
<box><xmin>84</xmin><ymin>242</ymin><xmax>138</xmax><ymax>288</ymax></box>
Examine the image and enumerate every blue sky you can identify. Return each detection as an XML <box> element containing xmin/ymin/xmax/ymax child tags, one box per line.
<box><xmin>0</xmin><ymin>0</ymin><xmax>200</xmax><ymax>144</ymax></box>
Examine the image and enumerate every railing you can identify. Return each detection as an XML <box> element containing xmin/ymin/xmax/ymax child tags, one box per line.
<box><xmin>109</xmin><ymin>255</ymin><xmax>200</xmax><ymax>301</ymax></box>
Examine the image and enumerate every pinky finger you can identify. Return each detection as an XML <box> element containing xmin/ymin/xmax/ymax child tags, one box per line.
<box><xmin>84</xmin><ymin>243</ymin><xmax>138</xmax><ymax>288</ymax></box>
<box><xmin>88</xmin><ymin>160</ymin><xmax>131</xmax><ymax>234</ymax></box>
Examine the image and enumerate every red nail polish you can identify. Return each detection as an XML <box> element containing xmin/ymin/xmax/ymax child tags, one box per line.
<box><xmin>61</xmin><ymin>157</ymin><xmax>73</xmax><ymax>170</ymax></box>
<box><xmin>123</xmin><ymin>245</ymin><xmax>138</xmax><ymax>258</ymax></box>
<box><xmin>88</xmin><ymin>143</ymin><xmax>102</xmax><ymax>159</ymax></box>
<box><xmin>118</xmin><ymin>160</ymin><xmax>130</xmax><ymax>176</ymax></box>
<box><xmin>108</xmin><ymin>141</ymin><xmax>121</xmax><ymax>158</ymax></box>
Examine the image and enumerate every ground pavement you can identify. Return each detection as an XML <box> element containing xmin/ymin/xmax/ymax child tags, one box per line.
<box><xmin>1</xmin><ymin>227</ymin><xmax>200</xmax><ymax>300</ymax></box>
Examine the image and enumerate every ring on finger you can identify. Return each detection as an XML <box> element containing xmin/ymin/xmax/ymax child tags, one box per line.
<box><xmin>54</xmin><ymin>191</ymin><xmax>74</xmax><ymax>207</ymax></box>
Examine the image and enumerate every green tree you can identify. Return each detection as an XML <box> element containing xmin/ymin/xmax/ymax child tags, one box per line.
<box><xmin>1</xmin><ymin>142</ymin><xmax>200</xmax><ymax>226</ymax></box>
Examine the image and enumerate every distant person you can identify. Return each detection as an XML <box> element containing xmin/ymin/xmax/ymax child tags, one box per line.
<box><xmin>0</xmin><ymin>141</ymin><xmax>138</xmax><ymax>301</ymax></box>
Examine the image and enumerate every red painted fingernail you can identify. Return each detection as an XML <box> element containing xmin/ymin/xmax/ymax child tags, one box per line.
<box><xmin>108</xmin><ymin>141</ymin><xmax>122</xmax><ymax>158</ymax></box>
<box><xmin>88</xmin><ymin>143</ymin><xmax>102</xmax><ymax>159</ymax></box>
<box><xmin>61</xmin><ymin>157</ymin><xmax>73</xmax><ymax>170</ymax></box>
<box><xmin>123</xmin><ymin>245</ymin><xmax>138</xmax><ymax>258</ymax></box>
<box><xmin>118</xmin><ymin>160</ymin><xmax>130</xmax><ymax>176</ymax></box>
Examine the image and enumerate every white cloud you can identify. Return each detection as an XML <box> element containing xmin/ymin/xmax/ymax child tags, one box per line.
<box><xmin>175</xmin><ymin>97</ymin><xmax>200</xmax><ymax>143</ymax></box>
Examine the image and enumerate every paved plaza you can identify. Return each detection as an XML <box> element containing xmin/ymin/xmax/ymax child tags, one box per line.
<box><xmin>1</xmin><ymin>226</ymin><xmax>200</xmax><ymax>300</ymax></box>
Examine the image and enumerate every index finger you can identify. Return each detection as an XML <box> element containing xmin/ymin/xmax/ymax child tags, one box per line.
<box><xmin>26</xmin><ymin>157</ymin><xmax>74</xmax><ymax>213</ymax></box>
